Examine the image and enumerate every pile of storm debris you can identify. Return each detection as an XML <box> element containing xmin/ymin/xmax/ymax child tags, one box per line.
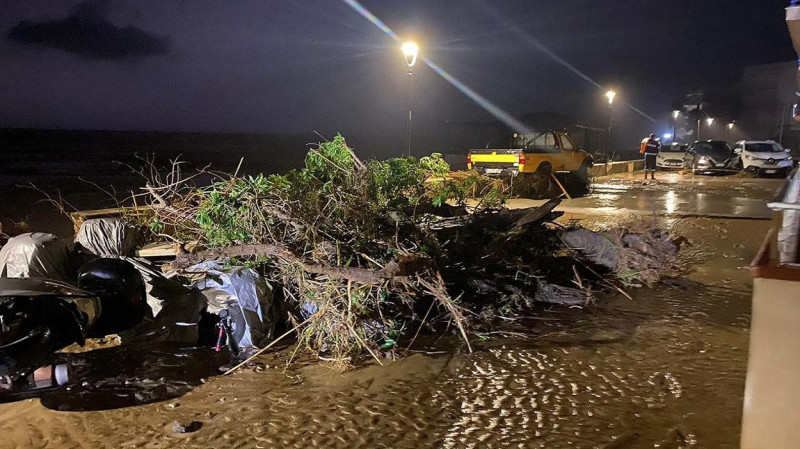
<box><xmin>0</xmin><ymin>135</ymin><xmax>682</xmax><ymax>388</ymax></box>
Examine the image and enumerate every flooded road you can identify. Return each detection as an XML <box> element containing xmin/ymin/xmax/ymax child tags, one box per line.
<box><xmin>0</xmin><ymin>173</ymin><xmax>774</xmax><ymax>448</ymax></box>
<box><xmin>506</xmin><ymin>172</ymin><xmax>782</xmax><ymax>219</ymax></box>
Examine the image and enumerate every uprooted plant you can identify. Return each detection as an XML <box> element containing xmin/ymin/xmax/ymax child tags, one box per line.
<box><xmin>130</xmin><ymin>135</ymin><xmax>513</xmax><ymax>365</ymax></box>
<box><xmin>128</xmin><ymin>134</ymin><xmax>681</xmax><ymax>366</ymax></box>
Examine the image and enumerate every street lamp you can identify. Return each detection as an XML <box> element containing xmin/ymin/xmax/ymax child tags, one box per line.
<box><xmin>726</xmin><ymin>122</ymin><xmax>734</xmax><ymax>140</ymax></box>
<box><xmin>697</xmin><ymin>116</ymin><xmax>714</xmax><ymax>140</ymax></box>
<box><xmin>606</xmin><ymin>90</ymin><xmax>616</xmax><ymax>105</ymax></box>
<box><xmin>605</xmin><ymin>90</ymin><xmax>616</xmax><ymax>160</ymax></box>
<box><xmin>401</xmin><ymin>41</ymin><xmax>419</xmax><ymax>157</ymax></box>
<box><xmin>672</xmin><ymin>110</ymin><xmax>680</xmax><ymax>141</ymax></box>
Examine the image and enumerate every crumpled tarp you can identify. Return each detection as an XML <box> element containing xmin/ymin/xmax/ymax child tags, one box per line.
<box><xmin>117</xmin><ymin>258</ymin><xmax>206</xmax><ymax>344</ymax></box>
<box><xmin>561</xmin><ymin>228</ymin><xmax>619</xmax><ymax>269</ymax></box>
<box><xmin>561</xmin><ymin>227</ymin><xmax>679</xmax><ymax>286</ymax></box>
<box><xmin>75</xmin><ymin>218</ymin><xmax>140</xmax><ymax>257</ymax></box>
<box><xmin>191</xmin><ymin>262</ymin><xmax>277</xmax><ymax>351</ymax></box>
<box><xmin>73</xmin><ymin>220</ymin><xmax>204</xmax><ymax>343</ymax></box>
<box><xmin>0</xmin><ymin>232</ymin><xmax>72</xmax><ymax>281</ymax></box>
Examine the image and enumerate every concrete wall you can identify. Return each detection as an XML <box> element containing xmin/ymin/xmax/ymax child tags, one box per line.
<box><xmin>741</xmin><ymin>276</ymin><xmax>800</xmax><ymax>449</ymax></box>
<box><xmin>588</xmin><ymin>160</ymin><xmax>644</xmax><ymax>177</ymax></box>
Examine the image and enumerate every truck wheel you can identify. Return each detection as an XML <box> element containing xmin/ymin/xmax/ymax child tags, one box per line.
<box><xmin>520</xmin><ymin>164</ymin><xmax>557</xmax><ymax>198</ymax></box>
<box><xmin>567</xmin><ymin>162</ymin><xmax>590</xmax><ymax>197</ymax></box>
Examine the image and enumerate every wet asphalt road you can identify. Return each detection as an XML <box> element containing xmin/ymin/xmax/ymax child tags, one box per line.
<box><xmin>507</xmin><ymin>171</ymin><xmax>782</xmax><ymax>220</ymax></box>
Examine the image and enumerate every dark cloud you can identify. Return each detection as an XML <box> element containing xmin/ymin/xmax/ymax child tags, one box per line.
<box><xmin>6</xmin><ymin>0</ymin><xmax>168</xmax><ymax>60</ymax></box>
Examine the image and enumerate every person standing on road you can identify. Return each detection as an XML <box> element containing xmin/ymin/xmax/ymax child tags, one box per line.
<box><xmin>640</xmin><ymin>133</ymin><xmax>662</xmax><ymax>180</ymax></box>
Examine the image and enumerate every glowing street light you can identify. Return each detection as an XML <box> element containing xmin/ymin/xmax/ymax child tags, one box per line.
<box><xmin>401</xmin><ymin>41</ymin><xmax>419</xmax><ymax>68</ymax></box>
<box><xmin>663</xmin><ymin>133</ymin><xmax>673</xmax><ymax>141</ymax></box>
<box><xmin>706</xmin><ymin>117</ymin><xmax>714</xmax><ymax>126</ymax></box>
<box><xmin>727</xmin><ymin>122</ymin><xmax>734</xmax><ymax>130</ymax></box>
<box><xmin>401</xmin><ymin>41</ymin><xmax>419</xmax><ymax>157</ymax></box>
<box><xmin>672</xmin><ymin>110</ymin><xmax>681</xmax><ymax>120</ymax></box>
<box><xmin>606</xmin><ymin>90</ymin><xmax>617</xmax><ymax>105</ymax></box>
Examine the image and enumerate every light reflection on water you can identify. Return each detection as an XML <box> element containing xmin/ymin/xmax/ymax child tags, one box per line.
<box><xmin>665</xmin><ymin>190</ymin><xmax>678</xmax><ymax>214</ymax></box>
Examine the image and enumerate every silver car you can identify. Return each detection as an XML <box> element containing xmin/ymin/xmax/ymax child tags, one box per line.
<box><xmin>656</xmin><ymin>143</ymin><xmax>688</xmax><ymax>170</ymax></box>
<box><xmin>683</xmin><ymin>140</ymin><xmax>738</xmax><ymax>175</ymax></box>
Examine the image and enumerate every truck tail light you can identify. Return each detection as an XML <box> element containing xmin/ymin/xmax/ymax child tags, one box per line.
<box><xmin>518</xmin><ymin>153</ymin><xmax>526</xmax><ymax>165</ymax></box>
<box><xmin>467</xmin><ymin>153</ymin><xmax>472</xmax><ymax>165</ymax></box>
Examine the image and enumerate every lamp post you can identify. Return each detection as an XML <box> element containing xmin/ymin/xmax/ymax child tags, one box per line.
<box><xmin>672</xmin><ymin>110</ymin><xmax>680</xmax><ymax>142</ymax></box>
<box><xmin>697</xmin><ymin>116</ymin><xmax>713</xmax><ymax>140</ymax></box>
<box><xmin>605</xmin><ymin>90</ymin><xmax>616</xmax><ymax>160</ymax></box>
<box><xmin>726</xmin><ymin>122</ymin><xmax>734</xmax><ymax>140</ymax></box>
<box><xmin>401</xmin><ymin>41</ymin><xmax>419</xmax><ymax>158</ymax></box>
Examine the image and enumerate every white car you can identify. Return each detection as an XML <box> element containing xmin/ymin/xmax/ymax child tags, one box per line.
<box><xmin>733</xmin><ymin>140</ymin><xmax>793</xmax><ymax>176</ymax></box>
<box><xmin>656</xmin><ymin>143</ymin><xmax>688</xmax><ymax>169</ymax></box>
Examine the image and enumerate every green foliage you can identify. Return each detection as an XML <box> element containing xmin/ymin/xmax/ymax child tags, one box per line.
<box><xmin>366</xmin><ymin>157</ymin><xmax>426</xmax><ymax>209</ymax></box>
<box><xmin>196</xmin><ymin>181</ymin><xmax>254</xmax><ymax>246</ymax></box>
<box><xmin>418</xmin><ymin>153</ymin><xmax>450</xmax><ymax>175</ymax></box>
<box><xmin>149</xmin><ymin>216</ymin><xmax>165</xmax><ymax>233</ymax></box>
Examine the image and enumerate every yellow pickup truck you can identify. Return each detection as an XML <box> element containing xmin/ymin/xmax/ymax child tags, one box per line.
<box><xmin>467</xmin><ymin>131</ymin><xmax>593</xmax><ymax>196</ymax></box>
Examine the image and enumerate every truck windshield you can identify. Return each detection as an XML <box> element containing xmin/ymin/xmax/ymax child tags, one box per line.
<box><xmin>525</xmin><ymin>133</ymin><xmax>559</xmax><ymax>153</ymax></box>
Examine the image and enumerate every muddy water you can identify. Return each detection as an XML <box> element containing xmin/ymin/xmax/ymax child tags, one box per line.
<box><xmin>249</xmin><ymin>285</ymin><xmax>748</xmax><ymax>448</ymax></box>
<box><xmin>0</xmin><ymin>216</ymin><xmax>763</xmax><ymax>448</ymax></box>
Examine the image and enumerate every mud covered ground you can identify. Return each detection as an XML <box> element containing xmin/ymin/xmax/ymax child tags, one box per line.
<box><xmin>0</xmin><ymin>204</ymin><xmax>768</xmax><ymax>448</ymax></box>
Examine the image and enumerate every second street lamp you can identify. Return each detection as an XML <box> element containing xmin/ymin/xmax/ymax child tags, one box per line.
<box><xmin>672</xmin><ymin>110</ymin><xmax>680</xmax><ymax>142</ymax></box>
<box><xmin>605</xmin><ymin>90</ymin><xmax>616</xmax><ymax>161</ymax></box>
<box><xmin>697</xmin><ymin>116</ymin><xmax>714</xmax><ymax>140</ymax></box>
<box><xmin>401</xmin><ymin>41</ymin><xmax>419</xmax><ymax>158</ymax></box>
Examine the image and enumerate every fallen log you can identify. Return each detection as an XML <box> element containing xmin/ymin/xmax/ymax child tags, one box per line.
<box><xmin>172</xmin><ymin>244</ymin><xmax>432</xmax><ymax>284</ymax></box>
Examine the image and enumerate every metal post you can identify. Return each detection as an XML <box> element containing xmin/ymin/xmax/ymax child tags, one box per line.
<box><xmin>780</xmin><ymin>102</ymin><xmax>788</xmax><ymax>145</ymax></box>
<box><xmin>673</xmin><ymin>119</ymin><xmax>677</xmax><ymax>142</ymax></box>
<box><xmin>406</xmin><ymin>68</ymin><xmax>413</xmax><ymax>158</ymax></box>
<box><xmin>697</xmin><ymin>118</ymin><xmax>701</xmax><ymax>141</ymax></box>
<box><xmin>607</xmin><ymin>104</ymin><xmax>613</xmax><ymax>161</ymax></box>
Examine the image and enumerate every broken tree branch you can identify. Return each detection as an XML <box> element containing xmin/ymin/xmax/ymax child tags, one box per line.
<box><xmin>173</xmin><ymin>243</ymin><xmax>432</xmax><ymax>284</ymax></box>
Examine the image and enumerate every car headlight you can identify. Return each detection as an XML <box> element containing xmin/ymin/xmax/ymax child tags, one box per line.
<box><xmin>698</xmin><ymin>156</ymin><xmax>709</xmax><ymax>163</ymax></box>
<box><xmin>744</xmin><ymin>155</ymin><xmax>754</xmax><ymax>160</ymax></box>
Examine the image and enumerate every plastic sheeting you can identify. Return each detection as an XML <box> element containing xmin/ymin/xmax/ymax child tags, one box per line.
<box><xmin>75</xmin><ymin>218</ymin><xmax>139</xmax><ymax>257</ymax></box>
<box><xmin>191</xmin><ymin>262</ymin><xmax>277</xmax><ymax>351</ymax></box>
<box><xmin>561</xmin><ymin>228</ymin><xmax>619</xmax><ymax>270</ymax></box>
<box><xmin>73</xmin><ymin>220</ymin><xmax>204</xmax><ymax>343</ymax></box>
<box><xmin>114</xmin><ymin>258</ymin><xmax>206</xmax><ymax>344</ymax></box>
<box><xmin>0</xmin><ymin>233</ymin><xmax>72</xmax><ymax>281</ymax></box>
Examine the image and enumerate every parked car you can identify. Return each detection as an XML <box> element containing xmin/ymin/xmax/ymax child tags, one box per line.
<box><xmin>733</xmin><ymin>140</ymin><xmax>793</xmax><ymax>176</ymax></box>
<box><xmin>683</xmin><ymin>140</ymin><xmax>738</xmax><ymax>175</ymax></box>
<box><xmin>656</xmin><ymin>143</ymin><xmax>688</xmax><ymax>170</ymax></box>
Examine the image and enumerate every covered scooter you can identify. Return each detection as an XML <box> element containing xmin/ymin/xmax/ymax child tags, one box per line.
<box><xmin>0</xmin><ymin>258</ymin><xmax>147</xmax><ymax>397</ymax></box>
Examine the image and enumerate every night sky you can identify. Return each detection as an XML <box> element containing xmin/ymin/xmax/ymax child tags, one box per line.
<box><xmin>0</xmin><ymin>0</ymin><xmax>795</xmax><ymax>153</ymax></box>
